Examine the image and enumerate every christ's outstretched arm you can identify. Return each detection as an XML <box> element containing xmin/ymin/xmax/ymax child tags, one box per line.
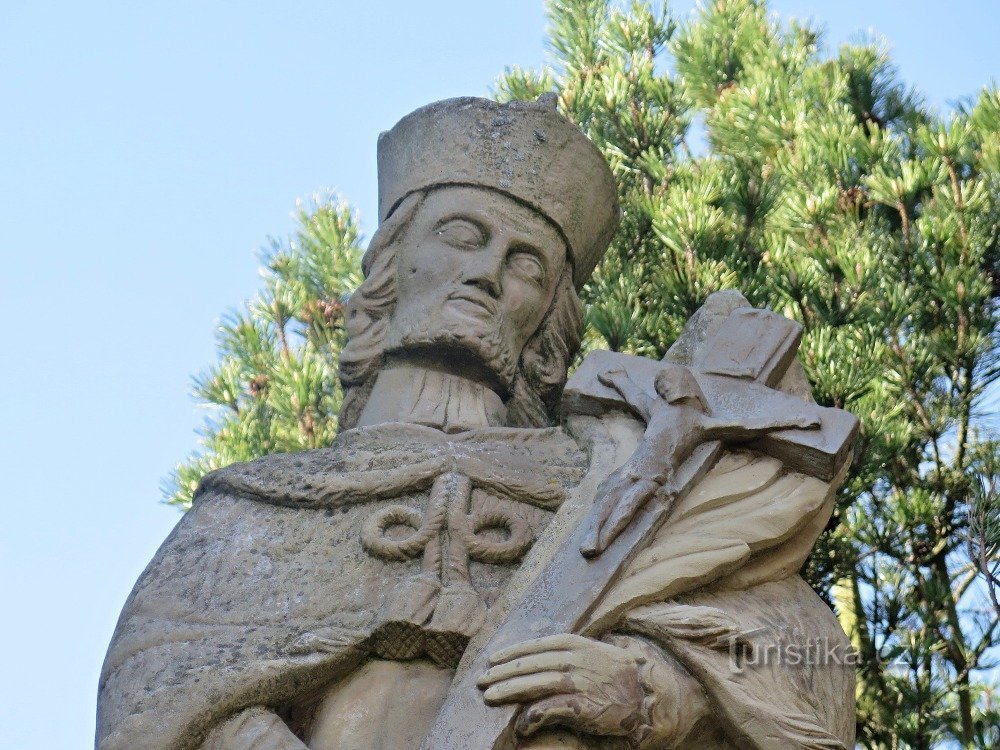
<box><xmin>598</xmin><ymin>369</ymin><xmax>654</xmax><ymax>424</ymax></box>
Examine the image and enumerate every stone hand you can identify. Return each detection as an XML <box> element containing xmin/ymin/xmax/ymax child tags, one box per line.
<box><xmin>581</xmin><ymin>473</ymin><xmax>661</xmax><ymax>557</ymax></box>
<box><xmin>478</xmin><ymin>633</ymin><xmax>646</xmax><ymax>739</ymax></box>
<box><xmin>598</xmin><ymin>368</ymin><xmax>653</xmax><ymax>423</ymax></box>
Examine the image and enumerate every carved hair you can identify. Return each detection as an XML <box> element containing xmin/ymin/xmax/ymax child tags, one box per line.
<box><xmin>338</xmin><ymin>189</ymin><xmax>585</xmax><ymax>431</ymax></box>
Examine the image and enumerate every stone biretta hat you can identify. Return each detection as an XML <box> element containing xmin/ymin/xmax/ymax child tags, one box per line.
<box><xmin>377</xmin><ymin>96</ymin><xmax>620</xmax><ymax>290</ymax></box>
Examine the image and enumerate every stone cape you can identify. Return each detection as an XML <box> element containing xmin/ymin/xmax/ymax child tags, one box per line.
<box><xmin>96</xmin><ymin>422</ymin><xmax>589</xmax><ymax>750</ymax></box>
<box><xmin>98</xmin><ymin>417</ymin><xmax>857</xmax><ymax>750</ymax></box>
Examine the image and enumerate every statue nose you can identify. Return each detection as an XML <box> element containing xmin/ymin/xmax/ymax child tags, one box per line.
<box><xmin>460</xmin><ymin>242</ymin><xmax>505</xmax><ymax>298</ymax></box>
<box><xmin>464</xmin><ymin>274</ymin><xmax>501</xmax><ymax>298</ymax></box>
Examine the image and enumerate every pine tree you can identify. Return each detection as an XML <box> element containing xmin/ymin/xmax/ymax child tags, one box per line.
<box><xmin>167</xmin><ymin>2</ymin><xmax>999</xmax><ymax>746</ymax></box>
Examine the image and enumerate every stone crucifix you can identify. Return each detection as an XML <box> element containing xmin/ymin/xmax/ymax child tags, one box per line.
<box><xmin>424</xmin><ymin>300</ymin><xmax>859</xmax><ymax>749</ymax></box>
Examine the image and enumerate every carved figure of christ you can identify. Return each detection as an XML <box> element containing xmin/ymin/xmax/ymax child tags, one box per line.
<box><xmin>579</xmin><ymin>364</ymin><xmax>821</xmax><ymax>557</ymax></box>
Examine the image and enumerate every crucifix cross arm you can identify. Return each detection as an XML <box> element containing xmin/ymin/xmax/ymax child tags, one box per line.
<box><xmin>566</xmin><ymin>308</ymin><xmax>858</xmax><ymax>483</ymax></box>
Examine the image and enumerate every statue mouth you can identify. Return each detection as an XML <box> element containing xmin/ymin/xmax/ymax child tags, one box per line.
<box><xmin>446</xmin><ymin>290</ymin><xmax>498</xmax><ymax>317</ymax></box>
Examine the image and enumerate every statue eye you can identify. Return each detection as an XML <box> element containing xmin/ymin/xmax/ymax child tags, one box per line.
<box><xmin>507</xmin><ymin>250</ymin><xmax>545</xmax><ymax>285</ymax></box>
<box><xmin>436</xmin><ymin>219</ymin><xmax>486</xmax><ymax>248</ymax></box>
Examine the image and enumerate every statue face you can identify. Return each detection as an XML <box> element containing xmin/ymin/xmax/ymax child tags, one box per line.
<box><xmin>384</xmin><ymin>185</ymin><xmax>567</xmax><ymax>392</ymax></box>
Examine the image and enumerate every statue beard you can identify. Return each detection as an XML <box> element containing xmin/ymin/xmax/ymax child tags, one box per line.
<box><xmin>383</xmin><ymin>314</ymin><xmax>519</xmax><ymax>395</ymax></box>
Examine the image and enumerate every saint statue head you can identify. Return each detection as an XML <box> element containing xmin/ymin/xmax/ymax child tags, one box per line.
<box><xmin>338</xmin><ymin>96</ymin><xmax>620</xmax><ymax>429</ymax></box>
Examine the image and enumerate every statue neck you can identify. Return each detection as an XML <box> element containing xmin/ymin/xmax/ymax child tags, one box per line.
<box><xmin>356</xmin><ymin>364</ymin><xmax>507</xmax><ymax>433</ymax></box>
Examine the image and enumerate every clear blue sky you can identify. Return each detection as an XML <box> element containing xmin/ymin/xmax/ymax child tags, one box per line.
<box><xmin>0</xmin><ymin>1</ymin><xmax>995</xmax><ymax>746</ymax></box>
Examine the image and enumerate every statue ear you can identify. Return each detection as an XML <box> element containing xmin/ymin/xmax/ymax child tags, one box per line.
<box><xmin>512</xmin><ymin>263</ymin><xmax>584</xmax><ymax>426</ymax></box>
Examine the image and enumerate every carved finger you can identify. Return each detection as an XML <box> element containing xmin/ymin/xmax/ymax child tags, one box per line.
<box><xmin>481</xmin><ymin>671</ymin><xmax>575</xmax><ymax>705</ymax></box>
<box><xmin>582</xmin><ymin>492</ymin><xmax>628</xmax><ymax>556</ymax></box>
<box><xmin>599</xmin><ymin>500</ymin><xmax>639</xmax><ymax>548</ymax></box>
<box><xmin>514</xmin><ymin>695</ymin><xmax>588</xmax><ymax>738</ymax></box>
<box><xmin>580</xmin><ymin>526</ymin><xmax>603</xmax><ymax>557</ymax></box>
<box><xmin>580</xmin><ymin>476</ymin><xmax>631</xmax><ymax>557</ymax></box>
<box><xmin>593</xmin><ymin>480</ymin><xmax>658</xmax><ymax>554</ymax></box>
<box><xmin>488</xmin><ymin>634</ymin><xmax>587</xmax><ymax>665</ymax></box>
<box><xmin>579</xmin><ymin>523</ymin><xmax>603</xmax><ymax>557</ymax></box>
<box><xmin>478</xmin><ymin>651</ymin><xmax>573</xmax><ymax>687</ymax></box>
<box><xmin>580</xmin><ymin>514</ymin><xmax>613</xmax><ymax>558</ymax></box>
<box><xmin>597</xmin><ymin>369</ymin><xmax>654</xmax><ymax>422</ymax></box>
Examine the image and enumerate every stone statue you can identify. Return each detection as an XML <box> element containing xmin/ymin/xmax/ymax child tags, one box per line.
<box><xmin>98</xmin><ymin>96</ymin><xmax>859</xmax><ymax>750</ymax></box>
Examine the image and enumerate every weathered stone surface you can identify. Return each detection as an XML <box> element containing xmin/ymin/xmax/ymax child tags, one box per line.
<box><xmin>98</xmin><ymin>96</ymin><xmax>857</xmax><ymax>750</ymax></box>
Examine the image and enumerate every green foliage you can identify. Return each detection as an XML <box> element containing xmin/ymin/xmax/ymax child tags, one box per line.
<box><xmin>165</xmin><ymin>195</ymin><xmax>362</xmax><ymax>507</ymax></box>
<box><xmin>169</xmin><ymin>2</ymin><xmax>999</xmax><ymax>746</ymax></box>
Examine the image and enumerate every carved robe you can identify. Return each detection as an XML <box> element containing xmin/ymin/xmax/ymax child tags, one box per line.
<box><xmin>98</xmin><ymin>412</ymin><xmax>854</xmax><ymax>749</ymax></box>
<box><xmin>98</xmin><ymin>422</ymin><xmax>585</xmax><ymax>747</ymax></box>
